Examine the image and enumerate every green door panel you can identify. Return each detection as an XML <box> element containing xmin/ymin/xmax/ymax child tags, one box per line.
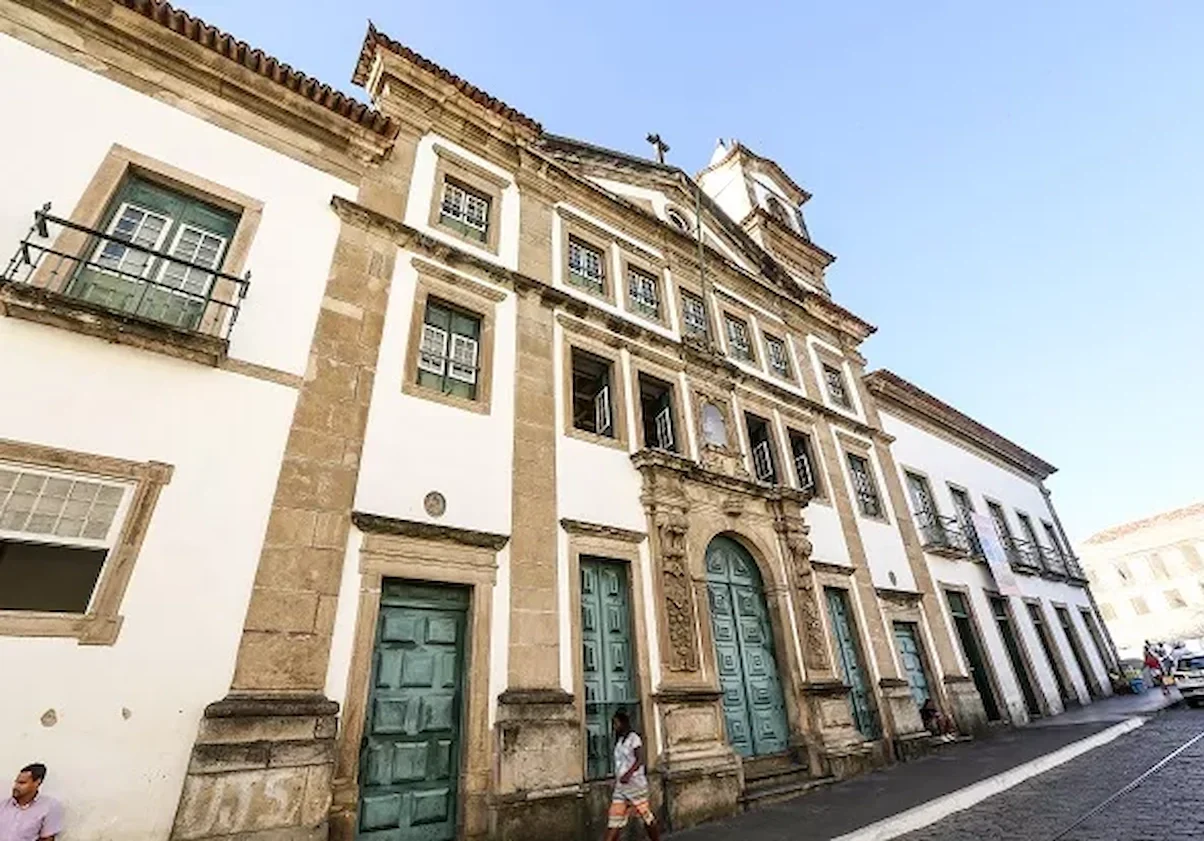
<box><xmin>705</xmin><ymin>536</ymin><xmax>789</xmax><ymax>757</ymax></box>
<box><xmin>358</xmin><ymin>581</ymin><xmax>468</xmax><ymax>841</ymax></box>
<box><xmin>826</xmin><ymin>588</ymin><xmax>881</xmax><ymax>739</ymax></box>
<box><xmin>893</xmin><ymin>622</ymin><xmax>932</xmax><ymax>709</ymax></box>
<box><xmin>581</xmin><ymin>558</ymin><xmax>640</xmax><ymax>779</ymax></box>
<box><xmin>990</xmin><ymin>596</ymin><xmax>1042</xmax><ymax>717</ymax></box>
<box><xmin>946</xmin><ymin>591</ymin><xmax>1002</xmax><ymax>721</ymax></box>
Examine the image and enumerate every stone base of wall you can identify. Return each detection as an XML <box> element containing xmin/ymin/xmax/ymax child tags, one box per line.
<box><xmin>492</xmin><ymin>689</ymin><xmax>583</xmax><ymax>841</ymax></box>
<box><xmin>663</xmin><ymin>760</ymin><xmax>740</xmax><ymax>829</ymax></box>
<box><xmin>944</xmin><ymin>675</ymin><xmax>990</xmax><ymax>736</ymax></box>
<box><xmin>879</xmin><ymin>677</ymin><xmax>930</xmax><ymax>746</ymax></box>
<box><xmin>170</xmin><ymin>694</ymin><xmax>338</xmax><ymax>841</ymax></box>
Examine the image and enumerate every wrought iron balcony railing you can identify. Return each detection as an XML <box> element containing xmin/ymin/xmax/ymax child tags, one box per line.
<box><xmin>1008</xmin><ymin>538</ymin><xmax>1044</xmax><ymax>573</ymax></box>
<box><xmin>1038</xmin><ymin>545</ymin><xmax>1068</xmax><ymax>577</ymax></box>
<box><xmin>2</xmin><ymin>204</ymin><xmax>250</xmax><ymax>340</ymax></box>
<box><xmin>1064</xmin><ymin>554</ymin><xmax>1087</xmax><ymax>581</ymax></box>
<box><xmin>916</xmin><ymin>512</ymin><xmax>971</xmax><ymax>558</ymax></box>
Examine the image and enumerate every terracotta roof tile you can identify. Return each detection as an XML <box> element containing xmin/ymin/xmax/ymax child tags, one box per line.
<box><xmin>114</xmin><ymin>0</ymin><xmax>397</xmax><ymax>137</ymax></box>
<box><xmin>1082</xmin><ymin>502</ymin><xmax>1204</xmax><ymax>546</ymax></box>
<box><xmin>353</xmin><ymin>23</ymin><xmax>541</xmax><ymax>136</ymax></box>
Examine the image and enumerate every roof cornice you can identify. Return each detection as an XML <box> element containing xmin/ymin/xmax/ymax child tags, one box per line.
<box><xmin>354</xmin><ymin>23</ymin><xmax>541</xmax><ymax>139</ymax></box>
<box><xmin>865</xmin><ymin>370</ymin><xmax>1056</xmax><ymax>480</ymax></box>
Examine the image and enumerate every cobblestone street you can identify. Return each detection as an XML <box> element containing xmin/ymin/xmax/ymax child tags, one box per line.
<box><xmin>901</xmin><ymin>707</ymin><xmax>1204</xmax><ymax>841</ymax></box>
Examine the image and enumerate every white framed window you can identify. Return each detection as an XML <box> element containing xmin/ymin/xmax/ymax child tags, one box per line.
<box><xmin>160</xmin><ymin>224</ymin><xmax>227</xmax><ymax>295</ymax></box>
<box><xmin>95</xmin><ymin>203</ymin><xmax>171</xmax><ymax>278</ymax></box>
<box><xmin>752</xmin><ymin>440</ymin><xmax>774</xmax><ymax>482</ymax></box>
<box><xmin>846</xmin><ymin>452</ymin><xmax>883</xmax><ymax>518</ymax></box>
<box><xmin>823</xmin><ymin>363</ymin><xmax>852</xmax><ymax>409</ymax></box>
<box><xmin>682</xmin><ymin>291</ymin><xmax>708</xmax><ymax>338</ymax></box>
<box><xmin>571</xmin><ymin>348</ymin><xmax>618</xmax><ymax>440</ymax></box>
<box><xmin>654</xmin><ymin>407</ymin><xmax>674</xmax><ymax>450</ymax></box>
<box><xmin>725</xmin><ymin>315</ymin><xmax>753</xmax><ymax>361</ymax></box>
<box><xmin>627</xmin><ymin>267</ymin><xmax>660</xmax><ymax>320</ymax></box>
<box><xmin>765</xmin><ymin>335</ymin><xmax>791</xmax><ymax>378</ymax></box>
<box><xmin>630</xmin><ymin>268</ymin><xmax>659</xmax><ymax>320</ymax></box>
<box><xmin>568</xmin><ymin>237</ymin><xmax>606</xmax><ymax>295</ymax></box>
<box><xmin>439</xmin><ymin>179</ymin><xmax>490</xmax><ymax>243</ymax></box>
<box><xmin>0</xmin><ymin>463</ymin><xmax>134</xmax><ymax>615</ymax></box>
<box><xmin>417</xmin><ymin>298</ymin><xmax>482</xmax><ymax>400</ymax></box>
<box><xmin>594</xmin><ymin>385</ymin><xmax>613</xmax><ymax>436</ymax></box>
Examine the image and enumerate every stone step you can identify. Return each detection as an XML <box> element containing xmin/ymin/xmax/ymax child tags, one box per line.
<box><xmin>741</xmin><ymin>774</ymin><xmax>837</xmax><ymax>810</ymax></box>
<box><xmin>741</xmin><ymin>751</ymin><xmax>802</xmax><ymax>779</ymax></box>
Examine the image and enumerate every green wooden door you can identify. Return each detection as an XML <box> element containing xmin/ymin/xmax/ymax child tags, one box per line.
<box><xmin>989</xmin><ymin>596</ymin><xmax>1042</xmax><ymax>718</ymax></box>
<box><xmin>826</xmin><ymin>588</ymin><xmax>880</xmax><ymax>738</ymax></box>
<box><xmin>359</xmin><ymin>581</ymin><xmax>468</xmax><ymax>841</ymax></box>
<box><xmin>893</xmin><ymin>622</ymin><xmax>932</xmax><ymax>709</ymax></box>
<box><xmin>946</xmin><ymin>591</ymin><xmax>1002</xmax><ymax>721</ymax></box>
<box><xmin>705</xmin><ymin>536</ymin><xmax>789</xmax><ymax>757</ymax></box>
<box><xmin>581</xmin><ymin>558</ymin><xmax>640</xmax><ymax>779</ymax></box>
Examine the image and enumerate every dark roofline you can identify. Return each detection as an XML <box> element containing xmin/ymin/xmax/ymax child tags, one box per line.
<box><xmin>865</xmin><ymin>369</ymin><xmax>1057</xmax><ymax>479</ymax></box>
<box><xmin>536</xmin><ymin>135</ymin><xmax>874</xmax><ymax>340</ymax></box>
<box><xmin>114</xmin><ymin>0</ymin><xmax>396</xmax><ymax>137</ymax></box>
<box><xmin>353</xmin><ymin>24</ymin><xmax>542</xmax><ymax>135</ymax></box>
<box><xmin>1082</xmin><ymin>502</ymin><xmax>1204</xmax><ymax>546</ymax></box>
<box><xmin>697</xmin><ymin>142</ymin><xmax>813</xmax><ymax>205</ymax></box>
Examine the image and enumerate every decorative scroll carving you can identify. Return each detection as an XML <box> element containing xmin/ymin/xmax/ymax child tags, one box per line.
<box><xmin>656</xmin><ymin>508</ymin><xmax>699</xmax><ymax>672</ymax></box>
<box><xmin>776</xmin><ymin>511</ymin><xmax>830</xmax><ymax>671</ymax></box>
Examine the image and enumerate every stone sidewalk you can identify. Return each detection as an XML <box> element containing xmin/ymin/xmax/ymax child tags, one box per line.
<box><xmin>668</xmin><ymin>690</ymin><xmax>1181</xmax><ymax>841</ymax></box>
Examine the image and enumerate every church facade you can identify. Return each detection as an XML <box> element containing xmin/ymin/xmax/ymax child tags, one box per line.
<box><xmin>0</xmin><ymin>2</ymin><xmax>1110</xmax><ymax>840</ymax></box>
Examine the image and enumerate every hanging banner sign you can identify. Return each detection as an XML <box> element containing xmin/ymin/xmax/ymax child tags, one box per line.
<box><xmin>970</xmin><ymin>511</ymin><xmax>1023</xmax><ymax>597</ymax></box>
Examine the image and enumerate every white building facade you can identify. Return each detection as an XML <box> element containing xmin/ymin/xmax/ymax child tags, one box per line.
<box><xmin>1078</xmin><ymin>503</ymin><xmax>1204</xmax><ymax>658</ymax></box>
<box><xmin>868</xmin><ymin>371</ymin><xmax>1116</xmax><ymax>725</ymax></box>
<box><xmin>0</xmin><ymin>3</ymin><xmax>1115</xmax><ymax>841</ymax></box>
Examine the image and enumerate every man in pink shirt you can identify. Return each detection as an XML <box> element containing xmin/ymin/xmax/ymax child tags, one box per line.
<box><xmin>0</xmin><ymin>764</ymin><xmax>62</xmax><ymax>841</ymax></box>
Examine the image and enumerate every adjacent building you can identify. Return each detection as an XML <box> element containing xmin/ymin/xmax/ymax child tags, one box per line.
<box><xmin>0</xmin><ymin>2</ymin><xmax>1114</xmax><ymax>840</ymax></box>
<box><xmin>1078</xmin><ymin>503</ymin><xmax>1204</xmax><ymax>658</ymax></box>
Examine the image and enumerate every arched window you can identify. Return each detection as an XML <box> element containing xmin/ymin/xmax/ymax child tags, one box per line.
<box><xmin>701</xmin><ymin>403</ymin><xmax>728</xmax><ymax>447</ymax></box>
<box><xmin>666</xmin><ymin>208</ymin><xmax>691</xmax><ymax>233</ymax></box>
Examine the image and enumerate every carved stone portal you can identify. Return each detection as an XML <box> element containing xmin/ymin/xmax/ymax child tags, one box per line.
<box><xmin>775</xmin><ymin>509</ymin><xmax>831</xmax><ymax>672</ymax></box>
<box><xmin>656</xmin><ymin>507</ymin><xmax>699</xmax><ymax>672</ymax></box>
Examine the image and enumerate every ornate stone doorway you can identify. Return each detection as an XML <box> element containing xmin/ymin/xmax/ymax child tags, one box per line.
<box><xmin>704</xmin><ymin>535</ymin><xmax>790</xmax><ymax>757</ymax></box>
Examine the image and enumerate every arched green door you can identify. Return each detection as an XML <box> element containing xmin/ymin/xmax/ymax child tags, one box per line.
<box><xmin>705</xmin><ymin>536</ymin><xmax>790</xmax><ymax>757</ymax></box>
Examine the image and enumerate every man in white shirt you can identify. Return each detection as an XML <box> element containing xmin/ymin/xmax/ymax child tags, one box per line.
<box><xmin>605</xmin><ymin>709</ymin><xmax>660</xmax><ymax>841</ymax></box>
<box><xmin>0</xmin><ymin>764</ymin><xmax>63</xmax><ymax>841</ymax></box>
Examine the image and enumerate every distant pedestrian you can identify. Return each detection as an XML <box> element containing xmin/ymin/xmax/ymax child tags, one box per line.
<box><xmin>920</xmin><ymin>698</ymin><xmax>955</xmax><ymax>738</ymax></box>
<box><xmin>605</xmin><ymin>709</ymin><xmax>659</xmax><ymax>841</ymax></box>
<box><xmin>1144</xmin><ymin>644</ymin><xmax>1169</xmax><ymax>696</ymax></box>
<box><xmin>0</xmin><ymin>764</ymin><xmax>62</xmax><ymax>841</ymax></box>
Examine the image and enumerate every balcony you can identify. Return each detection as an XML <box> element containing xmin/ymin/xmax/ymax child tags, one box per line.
<box><xmin>1038</xmin><ymin>545</ymin><xmax>1068</xmax><ymax>578</ymax></box>
<box><xmin>1</xmin><ymin>205</ymin><xmax>250</xmax><ymax>364</ymax></box>
<box><xmin>915</xmin><ymin>512</ymin><xmax>971</xmax><ymax>558</ymax></box>
<box><xmin>1007</xmin><ymin>538</ymin><xmax>1044</xmax><ymax>574</ymax></box>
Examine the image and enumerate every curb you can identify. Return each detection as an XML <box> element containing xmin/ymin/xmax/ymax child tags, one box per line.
<box><xmin>830</xmin><ymin>716</ymin><xmax>1147</xmax><ymax>841</ymax></box>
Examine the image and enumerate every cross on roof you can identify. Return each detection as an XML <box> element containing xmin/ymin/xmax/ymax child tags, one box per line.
<box><xmin>646</xmin><ymin>133</ymin><xmax>670</xmax><ymax>164</ymax></box>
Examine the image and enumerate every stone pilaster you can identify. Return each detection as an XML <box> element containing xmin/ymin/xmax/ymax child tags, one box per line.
<box><xmin>170</xmin><ymin>128</ymin><xmax>422</xmax><ymax>841</ymax></box>
<box><xmin>492</xmin><ymin>172</ymin><xmax>582</xmax><ymax>840</ymax></box>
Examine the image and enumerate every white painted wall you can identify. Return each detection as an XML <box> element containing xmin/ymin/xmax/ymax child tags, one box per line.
<box><xmin>0</xmin><ymin>31</ymin><xmax>360</xmax><ymax>841</ymax></box>
<box><xmin>404</xmin><ymin>133</ymin><xmax>520</xmax><ymax>271</ymax></box>
<box><xmin>355</xmin><ymin>254</ymin><xmax>516</xmax><ymax>535</ymax></box>
<box><xmin>0</xmin><ymin>33</ymin><xmax>354</xmax><ymax>378</ymax></box>
<box><xmin>0</xmin><ymin>321</ymin><xmax>297</xmax><ymax>841</ymax></box>
<box><xmin>884</xmin><ymin>408</ymin><xmax>1113</xmax><ymax>721</ymax></box>
<box><xmin>830</xmin><ymin>433</ymin><xmax>914</xmax><ymax>590</ymax></box>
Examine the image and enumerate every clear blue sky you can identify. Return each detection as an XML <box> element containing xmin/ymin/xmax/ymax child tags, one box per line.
<box><xmin>181</xmin><ymin>0</ymin><xmax>1203</xmax><ymax>541</ymax></box>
